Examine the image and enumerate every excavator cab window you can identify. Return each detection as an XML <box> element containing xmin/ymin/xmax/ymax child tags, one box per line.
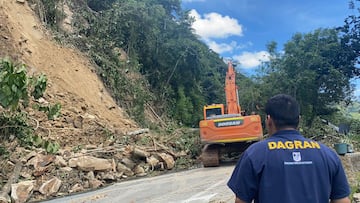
<box><xmin>206</xmin><ymin>108</ymin><xmax>222</xmax><ymax>118</ymax></box>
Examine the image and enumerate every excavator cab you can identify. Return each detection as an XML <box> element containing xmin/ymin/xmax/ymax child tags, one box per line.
<box><xmin>204</xmin><ymin>104</ymin><xmax>224</xmax><ymax>119</ymax></box>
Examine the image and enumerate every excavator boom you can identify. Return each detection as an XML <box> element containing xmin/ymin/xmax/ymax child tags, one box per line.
<box><xmin>225</xmin><ymin>62</ymin><xmax>241</xmax><ymax>114</ymax></box>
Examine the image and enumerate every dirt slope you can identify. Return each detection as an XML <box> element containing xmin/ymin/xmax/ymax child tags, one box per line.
<box><xmin>0</xmin><ymin>0</ymin><xmax>137</xmax><ymax>133</ymax></box>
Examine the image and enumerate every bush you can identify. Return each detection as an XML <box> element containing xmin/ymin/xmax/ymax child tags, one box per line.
<box><xmin>0</xmin><ymin>58</ymin><xmax>60</xmax><ymax>154</ymax></box>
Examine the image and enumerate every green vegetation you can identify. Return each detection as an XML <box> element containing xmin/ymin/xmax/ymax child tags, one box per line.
<box><xmin>29</xmin><ymin>1</ymin><xmax>360</xmax><ymax>136</ymax></box>
<box><xmin>0</xmin><ymin>58</ymin><xmax>61</xmax><ymax>154</ymax></box>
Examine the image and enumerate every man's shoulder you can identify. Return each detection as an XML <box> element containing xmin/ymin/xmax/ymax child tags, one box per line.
<box><xmin>244</xmin><ymin>139</ymin><xmax>269</xmax><ymax>155</ymax></box>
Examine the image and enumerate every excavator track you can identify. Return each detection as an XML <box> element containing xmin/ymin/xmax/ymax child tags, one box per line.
<box><xmin>201</xmin><ymin>145</ymin><xmax>220</xmax><ymax>167</ymax></box>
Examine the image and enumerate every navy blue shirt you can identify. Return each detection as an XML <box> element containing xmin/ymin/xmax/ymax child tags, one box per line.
<box><xmin>227</xmin><ymin>130</ymin><xmax>350</xmax><ymax>203</ymax></box>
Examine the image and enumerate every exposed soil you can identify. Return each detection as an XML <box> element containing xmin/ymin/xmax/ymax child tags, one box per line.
<box><xmin>1</xmin><ymin>0</ymin><xmax>137</xmax><ymax>132</ymax></box>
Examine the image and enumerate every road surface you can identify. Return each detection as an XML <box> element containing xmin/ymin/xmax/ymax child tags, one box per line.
<box><xmin>41</xmin><ymin>164</ymin><xmax>236</xmax><ymax>203</ymax></box>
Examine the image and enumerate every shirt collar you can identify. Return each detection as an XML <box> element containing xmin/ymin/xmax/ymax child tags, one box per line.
<box><xmin>271</xmin><ymin>130</ymin><xmax>303</xmax><ymax>139</ymax></box>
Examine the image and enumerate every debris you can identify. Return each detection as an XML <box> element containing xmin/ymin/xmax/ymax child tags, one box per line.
<box><xmin>116</xmin><ymin>163</ymin><xmax>134</xmax><ymax>177</ymax></box>
<box><xmin>69</xmin><ymin>184</ymin><xmax>83</xmax><ymax>193</ymax></box>
<box><xmin>10</xmin><ymin>181</ymin><xmax>34</xmax><ymax>203</ymax></box>
<box><xmin>134</xmin><ymin>165</ymin><xmax>146</xmax><ymax>176</ymax></box>
<box><xmin>133</xmin><ymin>147</ymin><xmax>150</xmax><ymax>159</ymax></box>
<box><xmin>0</xmin><ymin>162</ymin><xmax>22</xmax><ymax>203</ymax></box>
<box><xmin>121</xmin><ymin>158</ymin><xmax>136</xmax><ymax>169</ymax></box>
<box><xmin>354</xmin><ymin>193</ymin><xmax>360</xmax><ymax>203</ymax></box>
<box><xmin>68</xmin><ymin>156</ymin><xmax>114</xmax><ymax>171</ymax></box>
<box><xmin>39</xmin><ymin>177</ymin><xmax>62</xmax><ymax>196</ymax></box>
<box><xmin>127</xmin><ymin>128</ymin><xmax>149</xmax><ymax>136</ymax></box>
<box><xmin>157</xmin><ymin>153</ymin><xmax>175</xmax><ymax>170</ymax></box>
<box><xmin>16</xmin><ymin>0</ymin><xmax>25</xmax><ymax>4</ymax></box>
<box><xmin>146</xmin><ymin>155</ymin><xmax>160</xmax><ymax>170</ymax></box>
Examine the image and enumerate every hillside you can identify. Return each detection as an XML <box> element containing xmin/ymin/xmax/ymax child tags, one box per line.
<box><xmin>1</xmin><ymin>0</ymin><xmax>137</xmax><ymax>132</ymax></box>
<box><xmin>0</xmin><ymin>1</ymin><xmax>199</xmax><ymax>202</ymax></box>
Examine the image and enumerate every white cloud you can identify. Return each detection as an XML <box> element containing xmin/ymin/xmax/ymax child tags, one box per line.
<box><xmin>206</xmin><ymin>40</ymin><xmax>254</xmax><ymax>54</ymax></box>
<box><xmin>233</xmin><ymin>51</ymin><xmax>270</xmax><ymax>69</ymax></box>
<box><xmin>354</xmin><ymin>86</ymin><xmax>360</xmax><ymax>99</ymax></box>
<box><xmin>189</xmin><ymin>9</ymin><xmax>243</xmax><ymax>39</ymax></box>
<box><xmin>207</xmin><ymin>40</ymin><xmax>238</xmax><ymax>54</ymax></box>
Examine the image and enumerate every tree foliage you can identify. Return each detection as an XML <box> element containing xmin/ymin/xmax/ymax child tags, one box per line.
<box><xmin>65</xmin><ymin>0</ymin><xmax>225</xmax><ymax>126</ymax></box>
<box><xmin>259</xmin><ymin>29</ymin><xmax>358</xmax><ymax>126</ymax></box>
<box><xmin>342</xmin><ymin>0</ymin><xmax>360</xmax><ymax>74</ymax></box>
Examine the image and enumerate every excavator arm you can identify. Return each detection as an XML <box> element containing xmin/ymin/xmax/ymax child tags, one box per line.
<box><xmin>225</xmin><ymin>62</ymin><xmax>241</xmax><ymax>114</ymax></box>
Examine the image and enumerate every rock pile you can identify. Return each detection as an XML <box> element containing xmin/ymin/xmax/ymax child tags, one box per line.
<box><xmin>1</xmin><ymin>143</ymin><xmax>178</xmax><ymax>203</ymax></box>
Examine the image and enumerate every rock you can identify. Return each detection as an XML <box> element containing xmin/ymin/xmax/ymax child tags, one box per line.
<box><xmin>68</xmin><ymin>156</ymin><xmax>114</xmax><ymax>171</ymax></box>
<box><xmin>84</xmin><ymin>113</ymin><xmax>96</xmax><ymax>119</ymax></box>
<box><xmin>73</xmin><ymin>115</ymin><xmax>83</xmax><ymax>128</ymax></box>
<box><xmin>39</xmin><ymin>177</ymin><xmax>62</xmax><ymax>196</ymax></box>
<box><xmin>97</xmin><ymin>172</ymin><xmax>115</xmax><ymax>181</ymax></box>
<box><xmin>11</xmin><ymin>181</ymin><xmax>34</xmax><ymax>203</ymax></box>
<box><xmin>64</xmin><ymin>117</ymin><xmax>73</xmax><ymax>124</ymax></box>
<box><xmin>121</xmin><ymin>157</ymin><xmax>136</xmax><ymax>169</ymax></box>
<box><xmin>158</xmin><ymin>162</ymin><xmax>165</xmax><ymax>171</ymax></box>
<box><xmin>68</xmin><ymin>107</ymin><xmax>80</xmax><ymax>114</ymax></box>
<box><xmin>127</xmin><ymin>128</ymin><xmax>149</xmax><ymax>136</ymax></box>
<box><xmin>21</xmin><ymin>151</ymin><xmax>37</xmax><ymax>164</ymax></box>
<box><xmin>60</xmin><ymin>150</ymin><xmax>72</xmax><ymax>160</ymax></box>
<box><xmin>16</xmin><ymin>0</ymin><xmax>25</xmax><ymax>4</ymax></box>
<box><xmin>134</xmin><ymin>165</ymin><xmax>146</xmax><ymax>176</ymax></box>
<box><xmin>85</xmin><ymin>145</ymin><xmax>97</xmax><ymax>150</ymax></box>
<box><xmin>89</xmin><ymin>179</ymin><xmax>103</xmax><ymax>189</ymax></box>
<box><xmin>354</xmin><ymin>193</ymin><xmax>360</xmax><ymax>203</ymax></box>
<box><xmin>136</xmin><ymin>172</ymin><xmax>147</xmax><ymax>177</ymax></box>
<box><xmin>132</xmin><ymin>147</ymin><xmax>150</xmax><ymax>159</ymax></box>
<box><xmin>83</xmin><ymin>181</ymin><xmax>90</xmax><ymax>189</ymax></box>
<box><xmin>20</xmin><ymin>171</ymin><xmax>32</xmax><ymax>179</ymax></box>
<box><xmin>69</xmin><ymin>183</ymin><xmax>83</xmax><ymax>193</ymax></box>
<box><xmin>53</xmin><ymin>123</ymin><xmax>64</xmax><ymax>128</ymax></box>
<box><xmin>85</xmin><ymin>171</ymin><xmax>95</xmax><ymax>180</ymax></box>
<box><xmin>157</xmin><ymin>153</ymin><xmax>175</xmax><ymax>170</ymax></box>
<box><xmin>59</xmin><ymin>167</ymin><xmax>73</xmax><ymax>172</ymax></box>
<box><xmin>116</xmin><ymin>163</ymin><xmax>134</xmax><ymax>177</ymax></box>
<box><xmin>37</xmin><ymin>97</ymin><xmax>48</xmax><ymax>104</ymax></box>
<box><xmin>176</xmin><ymin>150</ymin><xmax>188</xmax><ymax>157</ymax></box>
<box><xmin>27</xmin><ymin>154</ymin><xmax>56</xmax><ymax>176</ymax></box>
<box><xmin>146</xmin><ymin>155</ymin><xmax>160</xmax><ymax>169</ymax></box>
<box><xmin>54</xmin><ymin>156</ymin><xmax>67</xmax><ymax>167</ymax></box>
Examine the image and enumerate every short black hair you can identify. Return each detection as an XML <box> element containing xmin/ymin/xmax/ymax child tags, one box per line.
<box><xmin>265</xmin><ymin>94</ymin><xmax>300</xmax><ymax>129</ymax></box>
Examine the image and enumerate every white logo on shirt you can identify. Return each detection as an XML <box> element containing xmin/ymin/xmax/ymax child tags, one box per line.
<box><xmin>292</xmin><ymin>152</ymin><xmax>301</xmax><ymax>162</ymax></box>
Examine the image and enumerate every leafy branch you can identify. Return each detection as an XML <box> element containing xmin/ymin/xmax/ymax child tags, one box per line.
<box><xmin>0</xmin><ymin>58</ymin><xmax>61</xmax><ymax>154</ymax></box>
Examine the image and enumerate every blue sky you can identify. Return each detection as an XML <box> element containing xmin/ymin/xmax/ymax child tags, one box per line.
<box><xmin>181</xmin><ymin>0</ymin><xmax>360</xmax><ymax>99</ymax></box>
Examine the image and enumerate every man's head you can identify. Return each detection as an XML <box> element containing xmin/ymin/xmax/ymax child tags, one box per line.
<box><xmin>265</xmin><ymin>94</ymin><xmax>300</xmax><ymax>134</ymax></box>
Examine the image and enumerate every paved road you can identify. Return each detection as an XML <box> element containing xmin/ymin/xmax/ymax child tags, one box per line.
<box><xmin>41</xmin><ymin>164</ymin><xmax>236</xmax><ymax>203</ymax></box>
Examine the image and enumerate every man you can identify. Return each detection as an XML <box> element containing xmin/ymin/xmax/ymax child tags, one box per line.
<box><xmin>227</xmin><ymin>94</ymin><xmax>350</xmax><ymax>203</ymax></box>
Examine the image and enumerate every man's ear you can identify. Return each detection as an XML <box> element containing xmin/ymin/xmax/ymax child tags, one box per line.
<box><xmin>266</xmin><ymin>115</ymin><xmax>271</xmax><ymax>122</ymax></box>
<box><xmin>267</xmin><ymin>115</ymin><xmax>275</xmax><ymax>127</ymax></box>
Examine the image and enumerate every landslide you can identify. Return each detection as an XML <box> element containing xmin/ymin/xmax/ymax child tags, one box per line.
<box><xmin>0</xmin><ymin>1</ymin><xmax>200</xmax><ymax>202</ymax></box>
<box><xmin>1</xmin><ymin>0</ymin><xmax>136</xmax><ymax>132</ymax></box>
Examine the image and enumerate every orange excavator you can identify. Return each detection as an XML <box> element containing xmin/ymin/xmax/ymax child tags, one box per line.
<box><xmin>199</xmin><ymin>61</ymin><xmax>263</xmax><ymax>166</ymax></box>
